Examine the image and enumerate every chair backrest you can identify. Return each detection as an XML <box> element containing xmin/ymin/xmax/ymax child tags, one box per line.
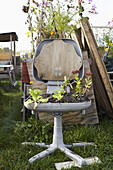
<box><xmin>33</xmin><ymin>39</ymin><xmax>84</xmax><ymax>82</ymax></box>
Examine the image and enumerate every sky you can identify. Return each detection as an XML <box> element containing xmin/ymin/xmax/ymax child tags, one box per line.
<box><xmin>0</xmin><ymin>0</ymin><xmax>113</xmax><ymax>53</ymax></box>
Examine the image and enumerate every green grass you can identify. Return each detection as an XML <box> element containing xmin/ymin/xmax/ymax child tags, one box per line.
<box><xmin>0</xmin><ymin>77</ymin><xmax>113</xmax><ymax>169</ymax></box>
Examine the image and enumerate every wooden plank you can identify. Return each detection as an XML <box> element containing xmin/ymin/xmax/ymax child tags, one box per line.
<box><xmin>14</xmin><ymin>37</ymin><xmax>16</xmax><ymax>68</ymax></box>
<box><xmin>0</xmin><ymin>52</ymin><xmax>11</xmax><ymax>61</ymax></box>
<box><xmin>74</xmin><ymin>28</ymin><xmax>83</xmax><ymax>49</ymax></box>
<box><xmin>78</xmin><ymin>18</ymin><xmax>113</xmax><ymax>118</ymax></box>
<box><xmin>10</xmin><ymin>34</ymin><xmax>13</xmax><ymax>64</ymax></box>
<box><xmin>108</xmin><ymin>71</ymin><xmax>113</xmax><ymax>75</ymax></box>
<box><xmin>34</xmin><ymin>39</ymin><xmax>82</xmax><ymax>81</ymax></box>
<box><xmin>90</xmin><ymin>58</ymin><xmax>112</xmax><ymax>113</ymax></box>
<box><xmin>0</xmin><ymin>65</ymin><xmax>13</xmax><ymax>68</ymax></box>
<box><xmin>81</xmin><ymin>51</ymin><xmax>98</xmax><ymax>124</ymax></box>
<box><xmin>26</xmin><ymin>60</ymin><xmax>47</xmax><ymax>93</ymax></box>
<box><xmin>0</xmin><ymin>74</ymin><xmax>9</xmax><ymax>78</ymax></box>
<box><xmin>0</xmin><ymin>71</ymin><xmax>9</xmax><ymax>73</ymax></box>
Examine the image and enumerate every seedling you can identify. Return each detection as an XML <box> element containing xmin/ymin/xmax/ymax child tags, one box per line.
<box><xmin>71</xmin><ymin>70</ymin><xmax>92</xmax><ymax>99</ymax></box>
<box><xmin>29</xmin><ymin>88</ymin><xmax>48</xmax><ymax>109</ymax></box>
<box><xmin>52</xmin><ymin>86</ymin><xmax>65</xmax><ymax>101</ymax></box>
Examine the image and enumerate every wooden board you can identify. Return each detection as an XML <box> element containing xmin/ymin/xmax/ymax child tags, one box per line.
<box><xmin>0</xmin><ymin>52</ymin><xmax>11</xmax><ymax>61</ymax></box>
<box><xmin>34</xmin><ymin>39</ymin><xmax>82</xmax><ymax>80</ymax></box>
<box><xmin>0</xmin><ymin>74</ymin><xmax>9</xmax><ymax>79</ymax></box>
<box><xmin>76</xmin><ymin>18</ymin><xmax>113</xmax><ymax>118</ymax></box>
<box><xmin>27</xmin><ymin>60</ymin><xmax>47</xmax><ymax>93</ymax></box>
<box><xmin>26</xmin><ymin>51</ymin><xmax>99</xmax><ymax>124</ymax></box>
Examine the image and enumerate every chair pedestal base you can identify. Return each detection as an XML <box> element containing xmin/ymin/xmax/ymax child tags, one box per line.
<box><xmin>22</xmin><ymin>113</ymin><xmax>96</xmax><ymax>165</ymax></box>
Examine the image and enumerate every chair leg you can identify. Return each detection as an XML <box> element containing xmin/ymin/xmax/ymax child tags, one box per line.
<box><xmin>22</xmin><ymin>114</ymin><xmax>98</xmax><ymax>166</ymax></box>
<box><xmin>29</xmin><ymin>147</ymin><xmax>56</xmax><ymax>164</ymax></box>
<box><xmin>31</xmin><ymin>110</ymin><xmax>39</xmax><ymax>120</ymax></box>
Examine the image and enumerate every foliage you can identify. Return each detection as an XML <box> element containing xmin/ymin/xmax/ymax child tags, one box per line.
<box><xmin>52</xmin><ymin>86</ymin><xmax>65</xmax><ymax>100</ymax></box>
<box><xmin>63</xmin><ymin>70</ymin><xmax>92</xmax><ymax>99</ymax></box>
<box><xmin>93</xmin><ymin>19</ymin><xmax>113</xmax><ymax>57</ymax></box>
<box><xmin>62</xmin><ymin>75</ymin><xmax>73</xmax><ymax>93</ymax></box>
<box><xmin>22</xmin><ymin>0</ymin><xmax>97</xmax><ymax>53</ymax></box>
<box><xmin>73</xmin><ymin>71</ymin><xmax>92</xmax><ymax>98</ymax></box>
<box><xmin>0</xmin><ymin>76</ymin><xmax>22</xmax><ymax>148</ymax></box>
<box><xmin>28</xmin><ymin>88</ymin><xmax>48</xmax><ymax>108</ymax></box>
<box><xmin>73</xmin><ymin>72</ymin><xmax>83</xmax><ymax>98</ymax></box>
<box><xmin>0</xmin><ymin>76</ymin><xmax>22</xmax><ymax>121</ymax></box>
<box><xmin>29</xmin><ymin>88</ymin><xmax>42</xmax><ymax>102</ymax></box>
<box><xmin>0</xmin><ymin>47</ymin><xmax>15</xmax><ymax>56</ymax></box>
<box><xmin>0</xmin><ymin>47</ymin><xmax>10</xmax><ymax>52</ymax></box>
<box><xmin>27</xmin><ymin>70</ymin><xmax>92</xmax><ymax>104</ymax></box>
<box><xmin>94</xmin><ymin>29</ymin><xmax>113</xmax><ymax>49</ymax></box>
<box><xmin>78</xmin><ymin>0</ymin><xmax>98</xmax><ymax>18</ymax></box>
<box><xmin>14</xmin><ymin>116</ymin><xmax>53</xmax><ymax>143</ymax></box>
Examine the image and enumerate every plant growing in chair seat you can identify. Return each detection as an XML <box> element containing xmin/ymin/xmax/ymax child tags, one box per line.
<box><xmin>62</xmin><ymin>76</ymin><xmax>73</xmax><ymax>93</ymax></box>
<box><xmin>28</xmin><ymin>88</ymin><xmax>49</xmax><ymax>109</ymax></box>
<box><xmin>72</xmin><ymin>70</ymin><xmax>83</xmax><ymax>99</ymax></box>
<box><xmin>83</xmin><ymin>72</ymin><xmax>92</xmax><ymax>94</ymax></box>
<box><xmin>71</xmin><ymin>70</ymin><xmax>92</xmax><ymax>100</ymax></box>
<box><xmin>52</xmin><ymin>87</ymin><xmax>65</xmax><ymax>101</ymax></box>
<box><xmin>25</xmin><ymin>71</ymin><xmax>92</xmax><ymax>105</ymax></box>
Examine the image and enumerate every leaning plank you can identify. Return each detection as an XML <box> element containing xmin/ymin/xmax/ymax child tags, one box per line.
<box><xmin>80</xmin><ymin>51</ymin><xmax>98</xmax><ymax>124</ymax></box>
<box><xmin>79</xmin><ymin>18</ymin><xmax>113</xmax><ymax>118</ymax></box>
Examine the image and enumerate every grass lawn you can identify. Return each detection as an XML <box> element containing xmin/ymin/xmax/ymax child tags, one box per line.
<box><xmin>0</xmin><ymin>76</ymin><xmax>113</xmax><ymax>170</ymax></box>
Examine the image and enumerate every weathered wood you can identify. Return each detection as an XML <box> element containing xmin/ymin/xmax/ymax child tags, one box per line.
<box><xmin>77</xmin><ymin>18</ymin><xmax>113</xmax><ymax>118</ymax></box>
<box><xmin>34</xmin><ymin>40</ymin><xmax>82</xmax><ymax>81</ymax></box>
<box><xmin>0</xmin><ymin>51</ymin><xmax>17</xmax><ymax>86</ymax></box>
<box><xmin>10</xmin><ymin>34</ymin><xmax>13</xmax><ymax>64</ymax></box>
<box><xmin>75</xmin><ymin>28</ymin><xmax>83</xmax><ymax>49</ymax></box>
<box><xmin>0</xmin><ymin>64</ymin><xmax>17</xmax><ymax>86</ymax></box>
<box><xmin>81</xmin><ymin>51</ymin><xmax>98</xmax><ymax>124</ymax></box>
<box><xmin>0</xmin><ymin>52</ymin><xmax>11</xmax><ymax>61</ymax></box>
<box><xmin>27</xmin><ymin>60</ymin><xmax>47</xmax><ymax>93</ymax></box>
<box><xmin>0</xmin><ymin>74</ymin><xmax>9</xmax><ymax>78</ymax></box>
<box><xmin>14</xmin><ymin>37</ymin><xmax>16</xmax><ymax>69</ymax></box>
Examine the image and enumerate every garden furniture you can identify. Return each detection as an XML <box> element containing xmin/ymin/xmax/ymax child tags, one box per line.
<box><xmin>0</xmin><ymin>32</ymin><xmax>18</xmax><ymax>87</ymax></box>
<box><xmin>23</xmin><ymin>39</ymin><xmax>100</xmax><ymax>166</ymax></box>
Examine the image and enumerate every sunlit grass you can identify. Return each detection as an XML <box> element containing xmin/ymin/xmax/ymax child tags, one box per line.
<box><xmin>0</xmin><ymin>77</ymin><xmax>113</xmax><ymax>169</ymax></box>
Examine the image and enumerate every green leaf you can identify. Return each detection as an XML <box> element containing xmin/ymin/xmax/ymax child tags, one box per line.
<box><xmin>27</xmin><ymin>32</ymin><xmax>30</xmax><ymax>37</ymax></box>
<box><xmin>38</xmin><ymin>98</ymin><xmax>49</xmax><ymax>103</ymax></box>
<box><xmin>29</xmin><ymin>89</ymin><xmax>42</xmax><ymax>102</ymax></box>
<box><xmin>75</xmin><ymin>76</ymin><xmax>79</xmax><ymax>81</ymax></box>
